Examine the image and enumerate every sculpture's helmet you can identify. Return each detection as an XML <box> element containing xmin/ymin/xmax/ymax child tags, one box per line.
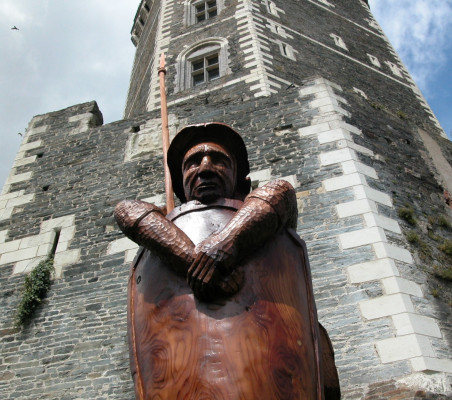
<box><xmin>167</xmin><ymin>122</ymin><xmax>250</xmax><ymax>202</ymax></box>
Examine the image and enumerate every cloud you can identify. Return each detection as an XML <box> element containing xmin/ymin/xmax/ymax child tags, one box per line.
<box><xmin>368</xmin><ymin>0</ymin><xmax>452</xmax><ymax>92</ymax></box>
<box><xmin>0</xmin><ymin>1</ymin><xmax>136</xmax><ymax>186</ymax></box>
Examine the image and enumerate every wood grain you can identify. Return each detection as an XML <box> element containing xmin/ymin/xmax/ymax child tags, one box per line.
<box><xmin>129</xmin><ymin>228</ymin><xmax>322</xmax><ymax>399</ymax></box>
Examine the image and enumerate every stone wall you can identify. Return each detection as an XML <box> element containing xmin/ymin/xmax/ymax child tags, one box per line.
<box><xmin>1</xmin><ymin>74</ymin><xmax>451</xmax><ymax>399</ymax></box>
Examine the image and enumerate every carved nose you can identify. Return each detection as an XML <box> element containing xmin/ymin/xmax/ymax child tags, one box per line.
<box><xmin>199</xmin><ymin>155</ymin><xmax>213</xmax><ymax>173</ymax></box>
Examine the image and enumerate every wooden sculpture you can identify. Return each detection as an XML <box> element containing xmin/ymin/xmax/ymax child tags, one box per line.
<box><xmin>115</xmin><ymin>123</ymin><xmax>340</xmax><ymax>400</ymax></box>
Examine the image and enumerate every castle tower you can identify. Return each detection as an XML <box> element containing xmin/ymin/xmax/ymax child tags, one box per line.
<box><xmin>1</xmin><ymin>1</ymin><xmax>451</xmax><ymax>399</ymax></box>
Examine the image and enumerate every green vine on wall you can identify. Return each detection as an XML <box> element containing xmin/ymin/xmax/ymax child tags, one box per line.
<box><xmin>15</xmin><ymin>257</ymin><xmax>54</xmax><ymax>328</ymax></box>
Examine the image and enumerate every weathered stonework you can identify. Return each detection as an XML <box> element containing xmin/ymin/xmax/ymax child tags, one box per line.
<box><xmin>1</xmin><ymin>1</ymin><xmax>451</xmax><ymax>399</ymax></box>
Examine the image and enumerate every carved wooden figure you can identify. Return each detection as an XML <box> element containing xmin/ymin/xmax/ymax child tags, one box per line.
<box><xmin>115</xmin><ymin>123</ymin><xmax>340</xmax><ymax>400</ymax></box>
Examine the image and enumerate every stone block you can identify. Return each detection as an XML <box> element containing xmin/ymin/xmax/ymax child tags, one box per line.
<box><xmin>19</xmin><ymin>231</ymin><xmax>54</xmax><ymax>249</ymax></box>
<box><xmin>298</xmin><ymin>122</ymin><xmax>330</xmax><ymax>137</ymax></box>
<box><xmin>320</xmin><ymin>148</ymin><xmax>356</xmax><ymax>166</ymax></box>
<box><xmin>0</xmin><ymin>190</ymin><xmax>24</xmax><ymax>201</ymax></box>
<box><xmin>360</xmin><ymin>293</ymin><xmax>414</xmax><ymax>320</ymax></box>
<box><xmin>0</xmin><ymin>229</ymin><xmax>8</xmax><ymax>243</ymax></box>
<box><xmin>353</xmin><ymin>186</ymin><xmax>392</xmax><ymax>207</ymax></box>
<box><xmin>13</xmin><ymin>257</ymin><xmax>45</xmax><ymax>275</ymax></box>
<box><xmin>125</xmin><ymin>248</ymin><xmax>140</xmax><ymax>263</ymax></box>
<box><xmin>312</xmin><ymin>89</ymin><xmax>337</xmax><ymax>101</ymax></box>
<box><xmin>336</xmin><ymin>199</ymin><xmax>377</xmax><ymax>218</ymax></box>
<box><xmin>249</xmin><ymin>168</ymin><xmax>272</xmax><ymax>184</ymax></box>
<box><xmin>0</xmin><ymin>239</ymin><xmax>21</xmax><ymax>254</ymax></box>
<box><xmin>56</xmin><ymin>241</ymin><xmax>69</xmax><ymax>252</ymax></box>
<box><xmin>337</xmin><ymin>139</ymin><xmax>374</xmax><ymax>156</ymax></box>
<box><xmin>310</xmin><ymin>96</ymin><xmax>339</xmax><ymax>109</ymax></box>
<box><xmin>311</xmin><ymin>114</ymin><xmax>343</xmax><ymax>125</ymax></box>
<box><xmin>373</xmin><ymin>242</ymin><xmax>413</xmax><ymax>264</ymax></box>
<box><xmin>363</xmin><ymin>212</ymin><xmax>401</xmax><ymax>234</ymax></box>
<box><xmin>317</xmin><ymin>128</ymin><xmax>351</xmax><ymax>144</ymax></box>
<box><xmin>0</xmin><ymin>207</ymin><xmax>13</xmax><ymax>221</ymax></box>
<box><xmin>318</xmin><ymin>104</ymin><xmax>350</xmax><ymax>117</ymax></box>
<box><xmin>27</xmin><ymin>125</ymin><xmax>48</xmax><ymax>135</ymax></box>
<box><xmin>68</xmin><ymin>113</ymin><xmax>94</xmax><ymax>122</ymax></box>
<box><xmin>329</xmin><ymin>120</ymin><xmax>362</xmax><ymax>136</ymax></box>
<box><xmin>0</xmin><ymin>247</ymin><xmax>38</xmax><ymax>265</ymax></box>
<box><xmin>6</xmin><ymin>172</ymin><xmax>33</xmax><ymax>185</ymax></box>
<box><xmin>391</xmin><ymin>313</ymin><xmax>441</xmax><ymax>338</ymax></box>
<box><xmin>299</xmin><ymin>84</ymin><xmax>327</xmax><ymax>96</ymax></box>
<box><xmin>13</xmin><ymin>156</ymin><xmax>37</xmax><ymax>167</ymax></box>
<box><xmin>411</xmin><ymin>357</ymin><xmax>452</xmax><ymax>373</ymax></box>
<box><xmin>107</xmin><ymin>237</ymin><xmax>139</xmax><ymax>255</ymax></box>
<box><xmin>382</xmin><ymin>277</ymin><xmax>423</xmax><ymax>297</ymax></box>
<box><xmin>59</xmin><ymin>226</ymin><xmax>76</xmax><ymax>243</ymax></box>
<box><xmin>41</xmin><ymin>215</ymin><xmax>76</xmax><ymax>232</ymax></box>
<box><xmin>54</xmin><ymin>249</ymin><xmax>81</xmax><ymax>274</ymax></box>
<box><xmin>323</xmin><ymin>173</ymin><xmax>367</xmax><ymax>192</ymax></box>
<box><xmin>37</xmin><ymin>242</ymin><xmax>53</xmax><ymax>257</ymax></box>
<box><xmin>347</xmin><ymin>258</ymin><xmax>399</xmax><ymax>283</ymax></box>
<box><xmin>342</xmin><ymin>160</ymin><xmax>378</xmax><ymax>179</ymax></box>
<box><xmin>376</xmin><ymin>334</ymin><xmax>435</xmax><ymax>363</ymax></box>
<box><xmin>339</xmin><ymin>227</ymin><xmax>386</xmax><ymax>249</ymax></box>
<box><xmin>281</xmin><ymin>174</ymin><xmax>298</xmax><ymax>189</ymax></box>
<box><xmin>1</xmin><ymin>184</ymin><xmax>11</xmax><ymax>195</ymax></box>
<box><xmin>141</xmin><ymin>194</ymin><xmax>165</xmax><ymax>206</ymax></box>
<box><xmin>20</xmin><ymin>140</ymin><xmax>42</xmax><ymax>152</ymax></box>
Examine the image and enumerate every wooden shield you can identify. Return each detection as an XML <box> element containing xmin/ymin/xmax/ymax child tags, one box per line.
<box><xmin>128</xmin><ymin>201</ymin><xmax>324</xmax><ymax>400</ymax></box>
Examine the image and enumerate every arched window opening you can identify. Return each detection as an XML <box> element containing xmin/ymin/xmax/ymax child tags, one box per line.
<box><xmin>185</xmin><ymin>0</ymin><xmax>224</xmax><ymax>26</ymax></box>
<box><xmin>175</xmin><ymin>39</ymin><xmax>229</xmax><ymax>92</ymax></box>
<box><xmin>189</xmin><ymin>46</ymin><xmax>220</xmax><ymax>86</ymax></box>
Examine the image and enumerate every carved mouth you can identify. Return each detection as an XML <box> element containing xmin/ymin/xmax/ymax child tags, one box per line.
<box><xmin>196</xmin><ymin>182</ymin><xmax>217</xmax><ymax>191</ymax></box>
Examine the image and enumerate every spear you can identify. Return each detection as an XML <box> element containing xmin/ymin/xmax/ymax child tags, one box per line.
<box><xmin>158</xmin><ymin>53</ymin><xmax>175</xmax><ymax>213</ymax></box>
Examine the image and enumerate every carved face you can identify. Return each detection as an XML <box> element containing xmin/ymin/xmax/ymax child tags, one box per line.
<box><xmin>182</xmin><ymin>142</ymin><xmax>236</xmax><ymax>203</ymax></box>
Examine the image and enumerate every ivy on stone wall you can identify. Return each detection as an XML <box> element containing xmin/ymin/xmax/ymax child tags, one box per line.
<box><xmin>15</xmin><ymin>258</ymin><xmax>54</xmax><ymax>328</ymax></box>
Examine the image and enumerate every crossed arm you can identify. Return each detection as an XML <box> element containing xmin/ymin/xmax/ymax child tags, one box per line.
<box><xmin>114</xmin><ymin>179</ymin><xmax>297</xmax><ymax>301</ymax></box>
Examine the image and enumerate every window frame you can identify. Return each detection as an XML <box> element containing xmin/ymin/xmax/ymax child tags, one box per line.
<box><xmin>184</xmin><ymin>0</ymin><xmax>224</xmax><ymax>26</ymax></box>
<box><xmin>194</xmin><ymin>0</ymin><xmax>218</xmax><ymax>23</ymax></box>
<box><xmin>175</xmin><ymin>38</ymin><xmax>230</xmax><ymax>92</ymax></box>
<box><xmin>189</xmin><ymin>48</ymin><xmax>221</xmax><ymax>87</ymax></box>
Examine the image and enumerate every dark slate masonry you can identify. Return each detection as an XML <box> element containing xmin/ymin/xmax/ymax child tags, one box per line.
<box><xmin>1</xmin><ymin>0</ymin><xmax>451</xmax><ymax>399</ymax></box>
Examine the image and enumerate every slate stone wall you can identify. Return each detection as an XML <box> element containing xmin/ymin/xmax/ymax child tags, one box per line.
<box><xmin>2</xmin><ymin>77</ymin><xmax>451</xmax><ymax>399</ymax></box>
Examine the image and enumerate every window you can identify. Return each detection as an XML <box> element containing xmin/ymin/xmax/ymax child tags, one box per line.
<box><xmin>175</xmin><ymin>38</ymin><xmax>230</xmax><ymax>92</ymax></box>
<box><xmin>191</xmin><ymin>53</ymin><xmax>220</xmax><ymax>86</ymax></box>
<box><xmin>365</xmin><ymin>18</ymin><xmax>380</xmax><ymax>30</ymax></box>
<box><xmin>185</xmin><ymin>0</ymin><xmax>223</xmax><ymax>26</ymax></box>
<box><xmin>330</xmin><ymin>33</ymin><xmax>348</xmax><ymax>51</ymax></box>
<box><xmin>194</xmin><ymin>0</ymin><xmax>217</xmax><ymax>22</ymax></box>
<box><xmin>263</xmin><ymin>0</ymin><xmax>284</xmax><ymax>17</ymax></box>
<box><xmin>273</xmin><ymin>40</ymin><xmax>297</xmax><ymax>61</ymax></box>
<box><xmin>367</xmin><ymin>54</ymin><xmax>381</xmax><ymax>68</ymax></box>
<box><xmin>384</xmin><ymin>61</ymin><xmax>404</xmax><ymax>78</ymax></box>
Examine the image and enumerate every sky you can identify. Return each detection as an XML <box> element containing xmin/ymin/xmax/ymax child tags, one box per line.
<box><xmin>0</xmin><ymin>0</ymin><xmax>451</xmax><ymax>188</ymax></box>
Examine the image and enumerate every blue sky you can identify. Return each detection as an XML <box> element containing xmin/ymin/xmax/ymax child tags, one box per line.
<box><xmin>0</xmin><ymin>0</ymin><xmax>451</xmax><ymax>188</ymax></box>
<box><xmin>369</xmin><ymin>0</ymin><xmax>452</xmax><ymax>140</ymax></box>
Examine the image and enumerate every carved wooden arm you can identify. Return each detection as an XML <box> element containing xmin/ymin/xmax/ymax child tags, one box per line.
<box><xmin>188</xmin><ymin>179</ymin><xmax>298</xmax><ymax>299</ymax></box>
<box><xmin>114</xmin><ymin>200</ymin><xmax>245</xmax><ymax>298</ymax></box>
<box><xmin>114</xmin><ymin>200</ymin><xmax>195</xmax><ymax>276</ymax></box>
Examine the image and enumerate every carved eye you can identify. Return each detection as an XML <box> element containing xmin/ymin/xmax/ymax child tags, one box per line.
<box><xmin>212</xmin><ymin>153</ymin><xmax>230</xmax><ymax>168</ymax></box>
<box><xmin>183</xmin><ymin>156</ymin><xmax>200</xmax><ymax>171</ymax></box>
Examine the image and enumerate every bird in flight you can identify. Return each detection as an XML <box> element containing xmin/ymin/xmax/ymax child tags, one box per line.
<box><xmin>11</xmin><ymin>26</ymin><xmax>19</xmax><ymax>30</ymax></box>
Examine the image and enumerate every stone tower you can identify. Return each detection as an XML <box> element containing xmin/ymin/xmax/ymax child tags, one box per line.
<box><xmin>1</xmin><ymin>0</ymin><xmax>451</xmax><ymax>399</ymax></box>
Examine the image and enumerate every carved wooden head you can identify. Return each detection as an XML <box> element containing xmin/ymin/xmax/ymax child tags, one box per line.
<box><xmin>168</xmin><ymin>123</ymin><xmax>250</xmax><ymax>203</ymax></box>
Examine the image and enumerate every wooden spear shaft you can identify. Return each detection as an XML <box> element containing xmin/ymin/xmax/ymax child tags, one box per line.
<box><xmin>158</xmin><ymin>53</ymin><xmax>175</xmax><ymax>213</ymax></box>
